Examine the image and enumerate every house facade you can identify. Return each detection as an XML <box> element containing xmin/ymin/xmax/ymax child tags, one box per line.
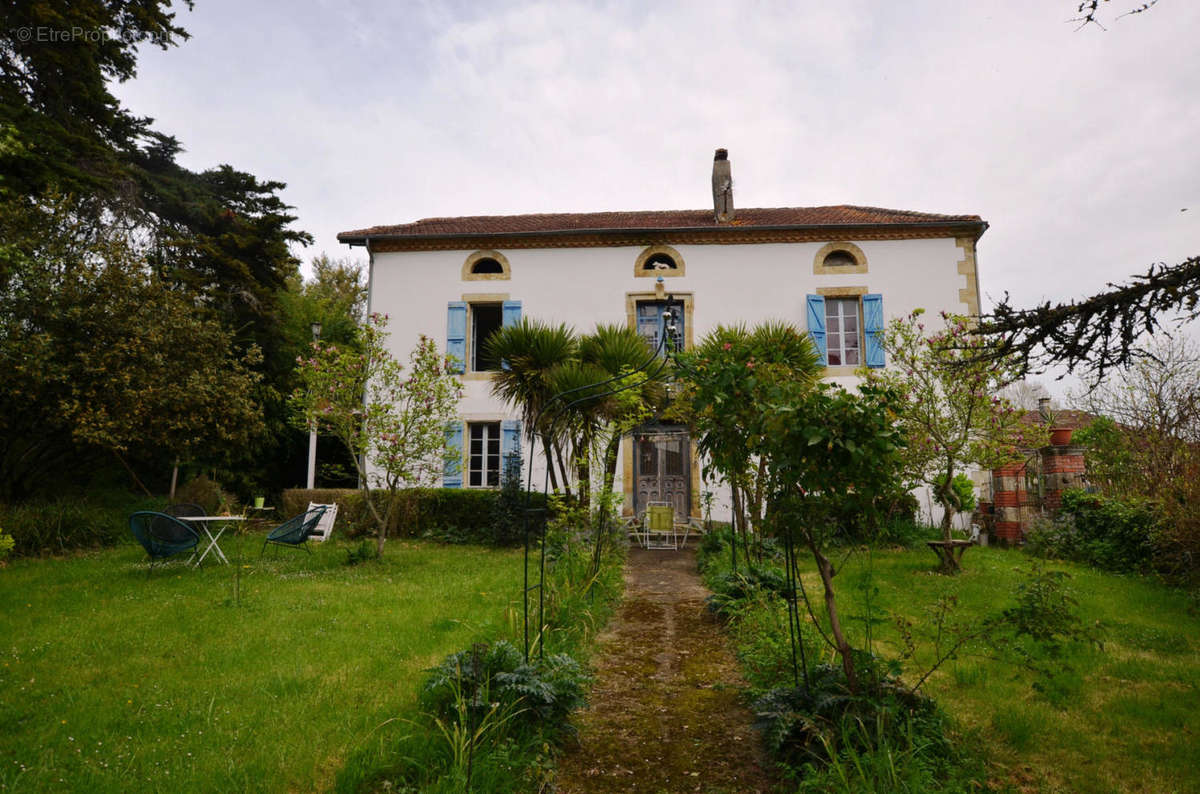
<box><xmin>339</xmin><ymin>150</ymin><xmax>988</xmax><ymax>520</ymax></box>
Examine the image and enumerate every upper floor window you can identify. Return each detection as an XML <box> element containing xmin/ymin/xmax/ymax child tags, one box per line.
<box><xmin>636</xmin><ymin>300</ymin><xmax>685</xmax><ymax>354</ymax></box>
<box><xmin>446</xmin><ymin>298</ymin><xmax>522</xmax><ymax>374</ymax></box>
<box><xmin>472</xmin><ymin>258</ymin><xmax>504</xmax><ymax>274</ymax></box>
<box><xmin>824</xmin><ymin>298</ymin><xmax>861</xmax><ymax>366</ymax></box>
<box><xmin>471</xmin><ymin>303</ymin><xmax>503</xmax><ymax>371</ymax></box>
<box><xmin>804</xmin><ymin>292</ymin><xmax>885</xmax><ymax>369</ymax></box>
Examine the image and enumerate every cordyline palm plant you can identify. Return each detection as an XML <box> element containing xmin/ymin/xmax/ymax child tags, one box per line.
<box><xmin>578</xmin><ymin>324</ymin><xmax>662</xmax><ymax>493</ymax></box>
<box><xmin>545</xmin><ymin>360</ymin><xmax>609</xmax><ymax>510</ymax></box>
<box><xmin>487</xmin><ymin>320</ymin><xmax>663</xmax><ymax>502</ymax></box>
<box><xmin>485</xmin><ymin>319</ymin><xmax>578</xmax><ymax>495</ymax></box>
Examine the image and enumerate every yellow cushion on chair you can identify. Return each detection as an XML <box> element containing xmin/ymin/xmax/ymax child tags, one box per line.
<box><xmin>648</xmin><ymin>505</ymin><xmax>674</xmax><ymax>532</ymax></box>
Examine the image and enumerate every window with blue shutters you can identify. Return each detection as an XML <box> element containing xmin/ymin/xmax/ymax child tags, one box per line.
<box><xmin>451</xmin><ymin>299</ymin><xmax>522</xmax><ymax>373</ymax></box>
<box><xmin>825</xmin><ymin>298</ymin><xmax>861</xmax><ymax>366</ymax></box>
<box><xmin>470</xmin><ymin>304</ymin><xmax>503</xmax><ymax>371</ymax></box>
<box><xmin>806</xmin><ymin>293</ymin><xmax>885</xmax><ymax>368</ymax></box>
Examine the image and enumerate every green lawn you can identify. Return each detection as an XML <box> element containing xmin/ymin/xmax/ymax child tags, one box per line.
<box><xmin>808</xmin><ymin>546</ymin><xmax>1200</xmax><ymax>793</ymax></box>
<box><xmin>0</xmin><ymin>536</ymin><xmax>524</xmax><ymax>793</ymax></box>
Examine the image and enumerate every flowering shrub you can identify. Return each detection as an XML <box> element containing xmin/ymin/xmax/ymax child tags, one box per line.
<box><xmin>862</xmin><ymin>309</ymin><xmax>1047</xmax><ymax>565</ymax></box>
<box><xmin>291</xmin><ymin>315</ymin><xmax>462</xmax><ymax>557</ymax></box>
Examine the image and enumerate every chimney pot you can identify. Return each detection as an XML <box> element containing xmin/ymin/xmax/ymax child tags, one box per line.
<box><xmin>711</xmin><ymin>148</ymin><xmax>734</xmax><ymax>223</ymax></box>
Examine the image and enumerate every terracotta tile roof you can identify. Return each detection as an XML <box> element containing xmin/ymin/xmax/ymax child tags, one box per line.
<box><xmin>339</xmin><ymin>205</ymin><xmax>985</xmax><ymax>242</ymax></box>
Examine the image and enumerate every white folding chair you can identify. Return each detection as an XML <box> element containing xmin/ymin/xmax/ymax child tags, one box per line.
<box><xmin>306</xmin><ymin>502</ymin><xmax>338</xmax><ymax>542</ymax></box>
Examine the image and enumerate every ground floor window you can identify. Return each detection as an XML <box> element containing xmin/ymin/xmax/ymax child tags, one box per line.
<box><xmin>467</xmin><ymin>421</ymin><xmax>501</xmax><ymax>487</ymax></box>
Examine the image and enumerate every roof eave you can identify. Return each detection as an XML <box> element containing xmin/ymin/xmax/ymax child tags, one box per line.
<box><xmin>339</xmin><ymin>219</ymin><xmax>989</xmax><ymax>248</ymax></box>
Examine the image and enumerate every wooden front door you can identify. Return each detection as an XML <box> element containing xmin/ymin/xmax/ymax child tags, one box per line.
<box><xmin>634</xmin><ymin>428</ymin><xmax>690</xmax><ymax>517</ymax></box>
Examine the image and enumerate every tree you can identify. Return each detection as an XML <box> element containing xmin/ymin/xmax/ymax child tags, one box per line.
<box><xmin>1071</xmin><ymin>336</ymin><xmax>1200</xmax><ymax>498</ymax></box>
<box><xmin>271</xmin><ymin>255</ymin><xmax>368</xmax><ymax>487</ymax></box>
<box><xmin>0</xmin><ymin>194</ymin><xmax>264</xmax><ymax>499</ymax></box>
<box><xmin>978</xmin><ymin>256</ymin><xmax>1200</xmax><ymax>382</ymax></box>
<box><xmin>3</xmin><ymin>1</ymin><xmax>312</xmax><ymax>497</ymax></box>
<box><xmin>673</xmin><ymin>322</ymin><xmax>822</xmax><ymax>565</ymax></box>
<box><xmin>291</xmin><ymin>315</ymin><xmax>461</xmax><ymax>557</ymax></box>
<box><xmin>1070</xmin><ymin>0</ymin><xmax>1159</xmax><ymax>30</ymax></box>
<box><xmin>0</xmin><ymin>0</ymin><xmax>190</xmax><ymax>198</ymax></box>
<box><xmin>762</xmin><ymin>381</ymin><xmax>907</xmax><ymax>692</ymax></box>
<box><xmin>863</xmin><ymin>310</ymin><xmax>1046</xmax><ymax>570</ymax></box>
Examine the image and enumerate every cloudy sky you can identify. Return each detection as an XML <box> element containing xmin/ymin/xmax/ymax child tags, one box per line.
<box><xmin>115</xmin><ymin>0</ymin><xmax>1198</xmax><ymax>379</ymax></box>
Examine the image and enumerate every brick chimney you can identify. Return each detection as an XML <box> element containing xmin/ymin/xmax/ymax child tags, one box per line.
<box><xmin>712</xmin><ymin>148</ymin><xmax>734</xmax><ymax>224</ymax></box>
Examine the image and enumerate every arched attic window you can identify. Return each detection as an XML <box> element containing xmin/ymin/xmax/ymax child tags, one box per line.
<box><xmin>812</xmin><ymin>241</ymin><xmax>869</xmax><ymax>274</ymax></box>
<box><xmin>472</xmin><ymin>257</ymin><xmax>504</xmax><ymax>274</ymax></box>
<box><xmin>462</xmin><ymin>250</ymin><xmax>511</xmax><ymax>281</ymax></box>
<box><xmin>822</xmin><ymin>249</ymin><xmax>858</xmax><ymax>268</ymax></box>
<box><xmin>643</xmin><ymin>252</ymin><xmax>678</xmax><ymax>271</ymax></box>
<box><xmin>634</xmin><ymin>245</ymin><xmax>686</xmax><ymax>277</ymax></box>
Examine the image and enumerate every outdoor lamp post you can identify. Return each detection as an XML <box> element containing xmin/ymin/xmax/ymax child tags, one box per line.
<box><xmin>306</xmin><ymin>321</ymin><xmax>322</xmax><ymax>489</ymax></box>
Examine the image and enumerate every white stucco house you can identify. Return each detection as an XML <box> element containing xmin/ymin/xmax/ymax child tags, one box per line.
<box><xmin>339</xmin><ymin>150</ymin><xmax>987</xmax><ymax>521</ymax></box>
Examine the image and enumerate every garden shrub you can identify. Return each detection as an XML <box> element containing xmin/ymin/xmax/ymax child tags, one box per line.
<box><xmin>0</xmin><ymin>494</ymin><xmax>157</xmax><ymax>556</ymax></box>
<box><xmin>752</xmin><ymin>657</ymin><xmax>956</xmax><ymax>777</ymax></box>
<box><xmin>0</xmin><ymin>525</ymin><xmax>13</xmax><ymax>562</ymax></box>
<box><xmin>421</xmin><ymin>640</ymin><xmax>590</xmax><ymax>743</ymax></box>
<box><xmin>706</xmin><ymin>565</ymin><xmax>790</xmax><ymax>616</ymax></box>
<box><xmin>174</xmin><ymin>474</ymin><xmax>236</xmax><ymax>514</ymax></box>
<box><xmin>1028</xmin><ymin>489</ymin><xmax>1159</xmax><ymax>574</ymax></box>
<box><xmin>281</xmin><ymin>486</ymin><xmax>548</xmax><ymax>545</ymax></box>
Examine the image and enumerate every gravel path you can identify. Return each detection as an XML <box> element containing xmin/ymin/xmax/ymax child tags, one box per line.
<box><xmin>554</xmin><ymin>545</ymin><xmax>776</xmax><ymax>793</ymax></box>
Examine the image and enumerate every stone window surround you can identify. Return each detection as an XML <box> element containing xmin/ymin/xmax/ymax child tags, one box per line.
<box><xmin>633</xmin><ymin>244</ymin><xmax>686</xmax><ymax>278</ymax></box>
<box><xmin>812</xmin><ymin>241</ymin><xmax>869</xmax><ymax>275</ymax></box>
<box><xmin>462</xmin><ymin>249</ymin><xmax>512</xmax><ymax>281</ymax></box>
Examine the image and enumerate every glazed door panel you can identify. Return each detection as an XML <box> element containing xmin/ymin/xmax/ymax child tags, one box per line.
<box><xmin>634</xmin><ymin>431</ymin><xmax>689</xmax><ymax>517</ymax></box>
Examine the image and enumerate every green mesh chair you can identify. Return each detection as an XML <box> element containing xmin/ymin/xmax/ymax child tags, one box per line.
<box><xmin>261</xmin><ymin>505</ymin><xmax>327</xmax><ymax>556</ymax></box>
<box><xmin>129</xmin><ymin>511</ymin><xmax>201</xmax><ymax>570</ymax></box>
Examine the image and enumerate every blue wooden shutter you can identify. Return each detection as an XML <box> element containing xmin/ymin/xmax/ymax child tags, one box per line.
<box><xmin>805</xmin><ymin>294</ymin><xmax>827</xmax><ymax>365</ymax></box>
<box><xmin>500</xmin><ymin>300</ymin><xmax>521</xmax><ymax>371</ymax></box>
<box><xmin>863</xmin><ymin>293</ymin><xmax>885</xmax><ymax>368</ymax></box>
<box><xmin>443</xmin><ymin>422</ymin><xmax>463</xmax><ymax>488</ymax></box>
<box><xmin>446</xmin><ymin>302</ymin><xmax>467</xmax><ymax>374</ymax></box>
<box><xmin>501</xmin><ymin>420</ymin><xmax>521</xmax><ymax>483</ymax></box>
<box><xmin>502</xmin><ymin>300</ymin><xmax>522</xmax><ymax>328</ymax></box>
